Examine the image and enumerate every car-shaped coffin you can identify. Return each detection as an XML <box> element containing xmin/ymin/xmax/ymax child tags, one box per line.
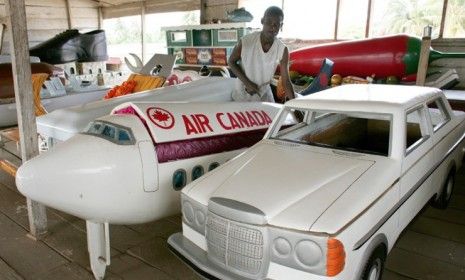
<box><xmin>169</xmin><ymin>84</ymin><xmax>465</xmax><ymax>280</ymax></box>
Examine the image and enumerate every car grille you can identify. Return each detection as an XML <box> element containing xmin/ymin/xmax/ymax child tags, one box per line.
<box><xmin>206</xmin><ymin>212</ymin><xmax>265</xmax><ymax>276</ymax></box>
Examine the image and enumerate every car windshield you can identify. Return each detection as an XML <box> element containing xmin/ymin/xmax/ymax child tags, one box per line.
<box><xmin>84</xmin><ymin>121</ymin><xmax>135</xmax><ymax>145</ymax></box>
<box><xmin>269</xmin><ymin>108</ymin><xmax>392</xmax><ymax>156</ymax></box>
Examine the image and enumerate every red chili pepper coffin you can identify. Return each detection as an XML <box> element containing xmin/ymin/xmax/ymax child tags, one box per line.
<box><xmin>289</xmin><ymin>34</ymin><xmax>465</xmax><ymax>79</ymax></box>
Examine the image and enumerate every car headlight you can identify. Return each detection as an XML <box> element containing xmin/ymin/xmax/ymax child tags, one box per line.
<box><xmin>181</xmin><ymin>193</ymin><xmax>207</xmax><ymax>235</ymax></box>
<box><xmin>269</xmin><ymin>227</ymin><xmax>345</xmax><ymax>277</ymax></box>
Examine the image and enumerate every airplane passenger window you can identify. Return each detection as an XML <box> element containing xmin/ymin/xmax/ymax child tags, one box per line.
<box><xmin>192</xmin><ymin>165</ymin><xmax>204</xmax><ymax>181</ymax></box>
<box><xmin>173</xmin><ymin>169</ymin><xmax>187</xmax><ymax>190</ymax></box>
<box><xmin>208</xmin><ymin>162</ymin><xmax>219</xmax><ymax>171</ymax></box>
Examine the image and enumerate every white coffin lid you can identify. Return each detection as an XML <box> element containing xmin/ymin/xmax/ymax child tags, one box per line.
<box><xmin>112</xmin><ymin>101</ymin><xmax>281</xmax><ymax>143</ymax></box>
<box><xmin>36</xmin><ymin>77</ymin><xmax>236</xmax><ymax>142</ymax></box>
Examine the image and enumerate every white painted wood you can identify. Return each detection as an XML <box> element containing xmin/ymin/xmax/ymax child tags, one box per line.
<box><xmin>5</xmin><ymin>0</ymin><xmax>47</xmax><ymax>238</ymax></box>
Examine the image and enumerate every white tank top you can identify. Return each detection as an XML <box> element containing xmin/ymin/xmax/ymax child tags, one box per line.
<box><xmin>232</xmin><ymin>32</ymin><xmax>285</xmax><ymax>102</ymax></box>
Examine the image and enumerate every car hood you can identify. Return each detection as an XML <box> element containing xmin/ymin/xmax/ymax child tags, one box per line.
<box><xmin>185</xmin><ymin>141</ymin><xmax>376</xmax><ymax>232</ymax></box>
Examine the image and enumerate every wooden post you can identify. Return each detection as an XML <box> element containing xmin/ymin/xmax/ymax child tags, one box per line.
<box><xmin>416</xmin><ymin>26</ymin><xmax>432</xmax><ymax>86</ymax></box>
<box><xmin>4</xmin><ymin>0</ymin><xmax>47</xmax><ymax>238</ymax></box>
<box><xmin>98</xmin><ymin>6</ymin><xmax>103</xmax><ymax>30</ymax></box>
<box><xmin>365</xmin><ymin>0</ymin><xmax>372</xmax><ymax>38</ymax></box>
<box><xmin>141</xmin><ymin>4</ymin><xmax>145</xmax><ymax>63</ymax></box>
<box><xmin>200</xmin><ymin>0</ymin><xmax>207</xmax><ymax>24</ymax></box>
<box><xmin>64</xmin><ymin>0</ymin><xmax>74</xmax><ymax>29</ymax></box>
<box><xmin>334</xmin><ymin>0</ymin><xmax>340</xmax><ymax>40</ymax></box>
<box><xmin>438</xmin><ymin>0</ymin><xmax>448</xmax><ymax>38</ymax></box>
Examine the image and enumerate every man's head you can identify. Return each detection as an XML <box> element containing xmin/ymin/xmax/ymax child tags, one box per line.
<box><xmin>261</xmin><ymin>6</ymin><xmax>284</xmax><ymax>41</ymax></box>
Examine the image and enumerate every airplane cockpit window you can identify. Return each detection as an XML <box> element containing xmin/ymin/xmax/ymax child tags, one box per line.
<box><xmin>118</xmin><ymin>130</ymin><xmax>131</xmax><ymax>142</ymax></box>
<box><xmin>102</xmin><ymin>125</ymin><xmax>116</xmax><ymax>139</ymax></box>
<box><xmin>84</xmin><ymin>121</ymin><xmax>135</xmax><ymax>145</ymax></box>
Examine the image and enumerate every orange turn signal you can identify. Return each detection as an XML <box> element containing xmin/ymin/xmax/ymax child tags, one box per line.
<box><xmin>326</xmin><ymin>238</ymin><xmax>345</xmax><ymax>276</ymax></box>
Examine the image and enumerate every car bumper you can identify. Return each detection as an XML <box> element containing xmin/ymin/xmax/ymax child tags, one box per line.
<box><xmin>168</xmin><ymin>232</ymin><xmax>253</xmax><ymax>280</ymax></box>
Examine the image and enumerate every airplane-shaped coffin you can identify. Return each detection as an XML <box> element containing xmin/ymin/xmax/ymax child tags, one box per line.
<box><xmin>17</xmin><ymin>101</ymin><xmax>282</xmax><ymax>224</ymax></box>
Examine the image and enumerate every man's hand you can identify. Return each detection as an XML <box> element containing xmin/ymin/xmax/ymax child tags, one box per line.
<box><xmin>244</xmin><ymin>81</ymin><xmax>259</xmax><ymax>95</ymax></box>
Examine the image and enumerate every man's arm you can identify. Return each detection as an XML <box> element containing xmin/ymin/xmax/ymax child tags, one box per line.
<box><xmin>280</xmin><ymin>47</ymin><xmax>295</xmax><ymax>100</ymax></box>
<box><xmin>227</xmin><ymin>40</ymin><xmax>259</xmax><ymax>94</ymax></box>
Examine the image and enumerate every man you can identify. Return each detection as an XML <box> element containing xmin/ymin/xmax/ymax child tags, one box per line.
<box><xmin>228</xmin><ymin>6</ymin><xmax>295</xmax><ymax>102</ymax></box>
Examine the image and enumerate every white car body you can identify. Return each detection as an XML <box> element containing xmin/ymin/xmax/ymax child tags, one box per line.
<box><xmin>169</xmin><ymin>84</ymin><xmax>465</xmax><ymax>280</ymax></box>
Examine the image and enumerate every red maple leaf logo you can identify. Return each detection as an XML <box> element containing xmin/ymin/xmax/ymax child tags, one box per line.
<box><xmin>152</xmin><ymin>110</ymin><xmax>170</xmax><ymax>122</ymax></box>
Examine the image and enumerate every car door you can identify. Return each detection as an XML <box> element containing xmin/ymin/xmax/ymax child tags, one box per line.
<box><xmin>426</xmin><ymin>97</ymin><xmax>454</xmax><ymax>191</ymax></box>
<box><xmin>398</xmin><ymin>105</ymin><xmax>434</xmax><ymax>230</ymax></box>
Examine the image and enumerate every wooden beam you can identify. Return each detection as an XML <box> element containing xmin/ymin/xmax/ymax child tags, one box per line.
<box><xmin>365</xmin><ymin>0</ymin><xmax>372</xmax><ymax>38</ymax></box>
<box><xmin>416</xmin><ymin>27</ymin><xmax>432</xmax><ymax>86</ymax></box>
<box><xmin>4</xmin><ymin>0</ymin><xmax>47</xmax><ymax>239</ymax></box>
<box><xmin>334</xmin><ymin>0</ymin><xmax>340</xmax><ymax>40</ymax></box>
<box><xmin>141</xmin><ymin>3</ymin><xmax>145</xmax><ymax>63</ymax></box>
<box><xmin>438</xmin><ymin>0</ymin><xmax>448</xmax><ymax>38</ymax></box>
<box><xmin>64</xmin><ymin>0</ymin><xmax>74</xmax><ymax>29</ymax></box>
<box><xmin>200</xmin><ymin>0</ymin><xmax>207</xmax><ymax>24</ymax></box>
<box><xmin>98</xmin><ymin>6</ymin><xmax>103</xmax><ymax>29</ymax></box>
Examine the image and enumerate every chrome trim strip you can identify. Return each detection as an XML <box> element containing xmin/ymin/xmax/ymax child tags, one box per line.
<box><xmin>352</xmin><ymin>131</ymin><xmax>465</xmax><ymax>250</ymax></box>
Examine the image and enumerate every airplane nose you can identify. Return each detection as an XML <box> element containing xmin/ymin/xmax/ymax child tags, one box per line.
<box><xmin>16</xmin><ymin>160</ymin><xmax>37</xmax><ymax>198</ymax></box>
<box><xmin>16</xmin><ymin>134</ymin><xmax>149</xmax><ymax>223</ymax></box>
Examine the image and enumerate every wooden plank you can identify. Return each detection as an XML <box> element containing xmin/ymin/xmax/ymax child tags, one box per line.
<box><xmin>395</xmin><ymin>230</ymin><xmax>465</xmax><ymax>267</ymax></box>
<box><xmin>102</xmin><ymin>0</ymin><xmax>199</xmax><ymax>19</ymax></box>
<box><xmin>108</xmin><ymin>225</ymin><xmax>149</xmax><ymax>252</ymax></box>
<box><xmin>5</xmin><ymin>0</ymin><xmax>47</xmax><ymax>238</ymax></box>
<box><xmin>423</xmin><ymin>206</ymin><xmax>465</xmax><ymax>226</ymax></box>
<box><xmin>108</xmin><ymin>253</ymin><xmax>173</xmax><ymax>280</ymax></box>
<box><xmin>42</xmin><ymin>218</ymin><xmax>119</xmax><ymax>268</ymax></box>
<box><xmin>410</xmin><ymin>216</ymin><xmax>465</xmax><ymax>244</ymax></box>
<box><xmin>34</xmin><ymin>263</ymin><xmax>93</xmax><ymax>280</ymax></box>
<box><xmin>0</xmin><ymin>257</ymin><xmax>23</xmax><ymax>280</ymax></box>
<box><xmin>25</xmin><ymin>0</ymin><xmax>66</xmax><ymax>8</ymax></box>
<box><xmin>25</xmin><ymin>6</ymin><xmax>67</xmax><ymax>19</ymax></box>
<box><xmin>70</xmin><ymin>7</ymin><xmax>99</xmax><ymax>18</ymax></box>
<box><xmin>26</xmin><ymin>19</ymin><xmax>68</xmax><ymax>30</ymax></box>
<box><xmin>385</xmin><ymin>247</ymin><xmax>465</xmax><ymax>279</ymax></box>
<box><xmin>383</xmin><ymin>269</ymin><xmax>414</xmax><ymax>280</ymax></box>
<box><xmin>127</xmin><ymin>217</ymin><xmax>181</xmax><ymax>240</ymax></box>
<box><xmin>0</xmin><ymin>212</ymin><xmax>67</xmax><ymax>277</ymax></box>
<box><xmin>127</xmin><ymin>237</ymin><xmax>199</xmax><ymax>279</ymax></box>
<box><xmin>0</xmin><ymin>181</ymin><xmax>36</xmax><ymax>229</ymax></box>
<box><xmin>450</xmin><ymin>193</ymin><xmax>465</xmax><ymax>211</ymax></box>
<box><xmin>0</xmin><ymin>159</ymin><xmax>18</xmax><ymax>177</ymax></box>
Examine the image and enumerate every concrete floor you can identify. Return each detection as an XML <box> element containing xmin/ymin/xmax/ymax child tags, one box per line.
<box><xmin>0</xmin><ymin>165</ymin><xmax>465</xmax><ymax>280</ymax></box>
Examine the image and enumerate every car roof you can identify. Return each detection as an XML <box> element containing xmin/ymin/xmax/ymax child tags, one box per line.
<box><xmin>286</xmin><ymin>84</ymin><xmax>442</xmax><ymax>113</ymax></box>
